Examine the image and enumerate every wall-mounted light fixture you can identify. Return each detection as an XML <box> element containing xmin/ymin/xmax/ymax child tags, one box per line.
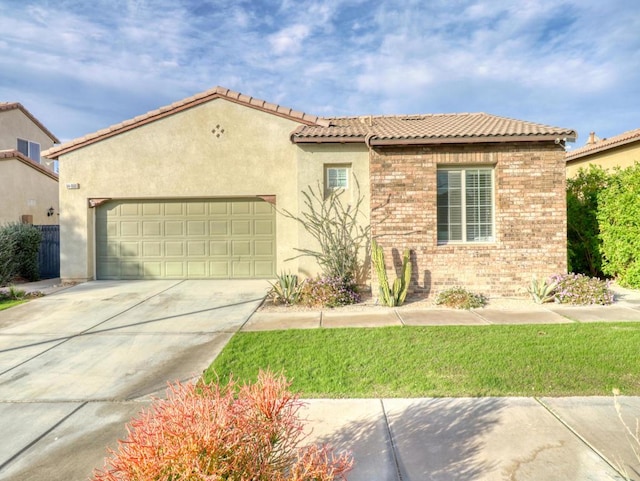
<box><xmin>47</xmin><ymin>207</ymin><xmax>55</xmax><ymax>217</ymax></box>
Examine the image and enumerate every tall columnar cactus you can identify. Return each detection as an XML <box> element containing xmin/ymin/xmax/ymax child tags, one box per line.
<box><xmin>371</xmin><ymin>239</ymin><xmax>412</xmax><ymax>307</ymax></box>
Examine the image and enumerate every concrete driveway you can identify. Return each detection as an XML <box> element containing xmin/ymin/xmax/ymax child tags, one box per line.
<box><xmin>0</xmin><ymin>280</ymin><xmax>269</xmax><ymax>481</ymax></box>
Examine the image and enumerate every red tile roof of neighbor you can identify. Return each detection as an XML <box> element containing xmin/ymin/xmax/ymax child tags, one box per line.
<box><xmin>0</xmin><ymin>149</ymin><xmax>59</xmax><ymax>181</ymax></box>
<box><xmin>0</xmin><ymin>102</ymin><xmax>60</xmax><ymax>144</ymax></box>
<box><xmin>565</xmin><ymin>128</ymin><xmax>640</xmax><ymax>162</ymax></box>
<box><xmin>43</xmin><ymin>86</ymin><xmax>576</xmax><ymax>158</ymax></box>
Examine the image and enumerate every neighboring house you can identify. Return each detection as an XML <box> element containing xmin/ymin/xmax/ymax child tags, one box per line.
<box><xmin>44</xmin><ymin>87</ymin><xmax>575</xmax><ymax>297</ymax></box>
<box><xmin>566</xmin><ymin>129</ymin><xmax>640</xmax><ymax>177</ymax></box>
<box><xmin>0</xmin><ymin>102</ymin><xmax>60</xmax><ymax>225</ymax></box>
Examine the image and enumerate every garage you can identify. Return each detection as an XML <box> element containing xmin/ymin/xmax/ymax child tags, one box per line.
<box><xmin>95</xmin><ymin>198</ymin><xmax>276</xmax><ymax>279</ymax></box>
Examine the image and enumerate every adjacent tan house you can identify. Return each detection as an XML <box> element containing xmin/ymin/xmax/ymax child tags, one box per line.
<box><xmin>44</xmin><ymin>87</ymin><xmax>575</xmax><ymax>296</ymax></box>
<box><xmin>566</xmin><ymin>129</ymin><xmax>640</xmax><ymax>177</ymax></box>
<box><xmin>0</xmin><ymin>102</ymin><xmax>60</xmax><ymax>225</ymax></box>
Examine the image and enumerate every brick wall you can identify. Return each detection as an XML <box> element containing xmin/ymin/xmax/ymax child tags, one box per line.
<box><xmin>369</xmin><ymin>142</ymin><xmax>567</xmax><ymax>298</ymax></box>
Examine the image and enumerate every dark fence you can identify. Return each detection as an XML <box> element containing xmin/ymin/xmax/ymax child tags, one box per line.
<box><xmin>36</xmin><ymin>225</ymin><xmax>60</xmax><ymax>279</ymax></box>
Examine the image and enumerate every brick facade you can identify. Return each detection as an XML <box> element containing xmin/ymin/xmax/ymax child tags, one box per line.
<box><xmin>369</xmin><ymin>142</ymin><xmax>567</xmax><ymax>298</ymax></box>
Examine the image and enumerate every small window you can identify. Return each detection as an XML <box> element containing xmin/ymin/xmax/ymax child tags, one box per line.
<box><xmin>326</xmin><ymin>166</ymin><xmax>349</xmax><ymax>190</ymax></box>
<box><xmin>17</xmin><ymin>138</ymin><xmax>41</xmax><ymax>163</ymax></box>
<box><xmin>437</xmin><ymin>167</ymin><xmax>495</xmax><ymax>243</ymax></box>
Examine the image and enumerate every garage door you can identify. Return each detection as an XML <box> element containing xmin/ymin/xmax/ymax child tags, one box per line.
<box><xmin>96</xmin><ymin>198</ymin><xmax>276</xmax><ymax>279</ymax></box>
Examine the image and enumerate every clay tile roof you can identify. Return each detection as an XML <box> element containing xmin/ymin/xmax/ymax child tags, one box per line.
<box><xmin>292</xmin><ymin>112</ymin><xmax>576</xmax><ymax>145</ymax></box>
<box><xmin>0</xmin><ymin>149</ymin><xmax>59</xmax><ymax>181</ymax></box>
<box><xmin>565</xmin><ymin>128</ymin><xmax>640</xmax><ymax>162</ymax></box>
<box><xmin>0</xmin><ymin>102</ymin><xmax>60</xmax><ymax>144</ymax></box>
<box><xmin>44</xmin><ymin>86</ymin><xmax>330</xmax><ymax>159</ymax></box>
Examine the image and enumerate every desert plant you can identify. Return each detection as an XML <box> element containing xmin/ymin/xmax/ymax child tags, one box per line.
<box><xmin>371</xmin><ymin>239</ymin><xmax>411</xmax><ymax>307</ymax></box>
<box><xmin>435</xmin><ymin>286</ymin><xmax>487</xmax><ymax>309</ymax></box>
<box><xmin>526</xmin><ymin>276</ymin><xmax>558</xmax><ymax>304</ymax></box>
<box><xmin>566</xmin><ymin>165</ymin><xmax>610</xmax><ymax>277</ymax></box>
<box><xmin>300</xmin><ymin>276</ymin><xmax>360</xmax><ymax>308</ymax></box>
<box><xmin>268</xmin><ymin>272</ymin><xmax>306</xmax><ymax>305</ymax></box>
<box><xmin>281</xmin><ymin>179</ymin><xmax>370</xmax><ymax>284</ymax></box>
<box><xmin>598</xmin><ymin>162</ymin><xmax>640</xmax><ymax>288</ymax></box>
<box><xmin>92</xmin><ymin>370</ymin><xmax>352</xmax><ymax>481</ymax></box>
<box><xmin>551</xmin><ymin>273</ymin><xmax>614</xmax><ymax>305</ymax></box>
<box><xmin>7</xmin><ymin>285</ymin><xmax>26</xmax><ymax>300</ymax></box>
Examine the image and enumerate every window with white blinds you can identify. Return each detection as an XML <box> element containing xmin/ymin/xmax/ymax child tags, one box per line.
<box><xmin>437</xmin><ymin>168</ymin><xmax>494</xmax><ymax>243</ymax></box>
<box><xmin>326</xmin><ymin>166</ymin><xmax>349</xmax><ymax>189</ymax></box>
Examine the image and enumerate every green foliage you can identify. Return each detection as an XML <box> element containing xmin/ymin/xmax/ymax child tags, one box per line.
<box><xmin>0</xmin><ymin>227</ymin><xmax>17</xmax><ymax>286</ymax></box>
<box><xmin>300</xmin><ymin>276</ymin><xmax>360</xmax><ymax>308</ymax></box>
<box><xmin>268</xmin><ymin>272</ymin><xmax>305</xmax><ymax>305</ymax></box>
<box><xmin>371</xmin><ymin>239</ymin><xmax>411</xmax><ymax>306</ymax></box>
<box><xmin>526</xmin><ymin>276</ymin><xmax>558</xmax><ymax>304</ymax></box>
<box><xmin>92</xmin><ymin>371</ymin><xmax>353</xmax><ymax>481</ymax></box>
<box><xmin>0</xmin><ymin>223</ymin><xmax>42</xmax><ymax>283</ymax></box>
<box><xmin>435</xmin><ymin>286</ymin><xmax>487</xmax><ymax>310</ymax></box>
<box><xmin>566</xmin><ymin>165</ymin><xmax>609</xmax><ymax>277</ymax></box>
<box><xmin>282</xmin><ymin>179</ymin><xmax>370</xmax><ymax>284</ymax></box>
<box><xmin>551</xmin><ymin>273</ymin><xmax>614</xmax><ymax>305</ymax></box>
<box><xmin>597</xmin><ymin>162</ymin><xmax>640</xmax><ymax>288</ymax></box>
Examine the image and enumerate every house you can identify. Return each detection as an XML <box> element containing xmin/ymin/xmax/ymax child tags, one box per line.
<box><xmin>0</xmin><ymin>102</ymin><xmax>60</xmax><ymax>225</ymax></box>
<box><xmin>565</xmin><ymin>129</ymin><xmax>640</xmax><ymax>177</ymax></box>
<box><xmin>44</xmin><ymin>87</ymin><xmax>575</xmax><ymax>297</ymax></box>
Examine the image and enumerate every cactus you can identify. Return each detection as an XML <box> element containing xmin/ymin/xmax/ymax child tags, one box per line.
<box><xmin>371</xmin><ymin>239</ymin><xmax>412</xmax><ymax>307</ymax></box>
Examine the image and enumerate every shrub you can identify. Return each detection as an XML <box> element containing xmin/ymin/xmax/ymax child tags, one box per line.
<box><xmin>0</xmin><ymin>223</ymin><xmax>42</xmax><ymax>282</ymax></box>
<box><xmin>435</xmin><ymin>286</ymin><xmax>487</xmax><ymax>309</ymax></box>
<box><xmin>268</xmin><ymin>273</ymin><xmax>306</xmax><ymax>306</ymax></box>
<box><xmin>300</xmin><ymin>276</ymin><xmax>360</xmax><ymax>308</ymax></box>
<box><xmin>92</xmin><ymin>371</ymin><xmax>352</xmax><ymax>481</ymax></box>
<box><xmin>551</xmin><ymin>273</ymin><xmax>614</xmax><ymax>305</ymax></box>
<box><xmin>566</xmin><ymin>165</ymin><xmax>609</xmax><ymax>277</ymax></box>
<box><xmin>597</xmin><ymin>163</ymin><xmax>640</xmax><ymax>288</ymax></box>
<box><xmin>281</xmin><ymin>180</ymin><xmax>370</xmax><ymax>285</ymax></box>
<box><xmin>0</xmin><ymin>227</ymin><xmax>17</xmax><ymax>287</ymax></box>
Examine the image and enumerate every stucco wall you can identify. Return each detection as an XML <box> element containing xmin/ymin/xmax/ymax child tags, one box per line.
<box><xmin>56</xmin><ymin>99</ymin><xmax>366</xmax><ymax>282</ymax></box>
<box><xmin>370</xmin><ymin>142</ymin><xmax>567</xmax><ymax>297</ymax></box>
<box><xmin>566</xmin><ymin>142</ymin><xmax>640</xmax><ymax>177</ymax></box>
<box><xmin>0</xmin><ymin>109</ymin><xmax>55</xmax><ymax>152</ymax></box>
<box><xmin>0</xmin><ymin>158</ymin><xmax>59</xmax><ymax>225</ymax></box>
<box><xmin>294</xmin><ymin>143</ymin><xmax>370</xmax><ymax>281</ymax></box>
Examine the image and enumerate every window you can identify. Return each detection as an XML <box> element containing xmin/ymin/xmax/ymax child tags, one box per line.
<box><xmin>326</xmin><ymin>166</ymin><xmax>349</xmax><ymax>190</ymax></box>
<box><xmin>17</xmin><ymin>138</ymin><xmax>41</xmax><ymax>163</ymax></box>
<box><xmin>437</xmin><ymin>167</ymin><xmax>494</xmax><ymax>243</ymax></box>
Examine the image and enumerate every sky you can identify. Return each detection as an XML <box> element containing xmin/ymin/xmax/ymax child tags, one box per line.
<box><xmin>1</xmin><ymin>0</ymin><xmax>639</xmax><ymax>149</ymax></box>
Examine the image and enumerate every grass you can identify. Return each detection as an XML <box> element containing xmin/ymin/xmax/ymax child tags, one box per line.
<box><xmin>205</xmin><ymin>323</ymin><xmax>640</xmax><ymax>397</ymax></box>
<box><xmin>0</xmin><ymin>298</ymin><xmax>26</xmax><ymax>311</ymax></box>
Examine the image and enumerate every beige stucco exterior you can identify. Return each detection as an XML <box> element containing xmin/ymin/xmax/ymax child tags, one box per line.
<box><xmin>0</xmin><ymin>108</ymin><xmax>56</xmax><ymax>153</ymax></box>
<box><xmin>55</xmin><ymin>98</ymin><xmax>369</xmax><ymax>282</ymax></box>
<box><xmin>566</xmin><ymin>141</ymin><xmax>640</xmax><ymax>177</ymax></box>
<box><xmin>0</xmin><ymin>156</ymin><xmax>59</xmax><ymax>225</ymax></box>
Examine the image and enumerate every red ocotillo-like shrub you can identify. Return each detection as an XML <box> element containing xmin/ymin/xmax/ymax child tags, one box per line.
<box><xmin>92</xmin><ymin>370</ymin><xmax>352</xmax><ymax>481</ymax></box>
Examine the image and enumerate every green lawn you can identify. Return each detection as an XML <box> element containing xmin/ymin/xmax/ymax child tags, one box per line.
<box><xmin>0</xmin><ymin>299</ymin><xmax>25</xmax><ymax>311</ymax></box>
<box><xmin>205</xmin><ymin>323</ymin><xmax>640</xmax><ymax>397</ymax></box>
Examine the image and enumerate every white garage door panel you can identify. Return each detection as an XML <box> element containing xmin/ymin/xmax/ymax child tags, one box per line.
<box><xmin>96</xmin><ymin>199</ymin><xmax>276</xmax><ymax>279</ymax></box>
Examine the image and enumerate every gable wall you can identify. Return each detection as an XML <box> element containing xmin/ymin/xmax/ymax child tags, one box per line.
<box><xmin>0</xmin><ymin>109</ymin><xmax>55</xmax><ymax>152</ymax></box>
<box><xmin>566</xmin><ymin>142</ymin><xmax>640</xmax><ymax>177</ymax></box>
<box><xmin>370</xmin><ymin>142</ymin><xmax>567</xmax><ymax>297</ymax></box>
<box><xmin>57</xmin><ymin>99</ymin><xmax>367</xmax><ymax>281</ymax></box>
<box><xmin>0</xmin><ymin>158</ymin><xmax>59</xmax><ymax>225</ymax></box>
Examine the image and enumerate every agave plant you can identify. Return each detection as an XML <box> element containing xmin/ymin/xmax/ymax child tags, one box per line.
<box><xmin>268</xmin><ymin>272</ymin><xmax>305</xmax><ymax>305</ymax></box>
<box><xmin>526</xmin><ymin>275</ymin><xmax>558</xmax><ymax>304</ymax></box>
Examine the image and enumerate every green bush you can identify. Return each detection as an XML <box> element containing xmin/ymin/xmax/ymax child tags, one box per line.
<box><xmin>2</xmin><ymin>223</ymin><xmax>42</xmax><ymax>282</ymax></box>
<box><xmin>0</xmin><ymin>227</ymin><xmax>18</xmax><ymax>286</ymax></box>
<box><xmin>566</xmin><ymin>165</ymin><xmax>609</xmax><ymax>277</ymax></box>
<box><xmin>435</xmin><ymin>286</ymin><xmax>487</xmax><ymax>309</ymax></box>
<box><xmin>551</xmin><ymin>273</ymin><xmax>614</xmax><ymax>305</ymax></box>
<box><xmin>597</xmin><ymin>163</ymin><xmax>640</xmax><ymax>288</ymax></box>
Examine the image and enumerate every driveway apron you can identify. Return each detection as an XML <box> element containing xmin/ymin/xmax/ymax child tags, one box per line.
<box><xmin>0</xmin><ymin>280</ymin><xmax>268</xmax><ymax>481</ymax></box>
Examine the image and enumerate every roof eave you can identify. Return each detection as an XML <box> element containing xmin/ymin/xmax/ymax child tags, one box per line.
<box><xmin>0</xmin><ymin>150</ymin><xmax>59</xmax><ymax>181</ymax></box>
<box><xmin>566</xmin><ymin>135</ymin><xmax>640</xmax><ymax>163</ymax></box>
<box><xmin>368</xmin><ymin>134</ymin><xmax>575</xmax><ymax>146</ymax></box>
<box><xmin>291</xmin><ymin>136</ymin><xmax>366</xmax><ymax>144</ymax></box>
